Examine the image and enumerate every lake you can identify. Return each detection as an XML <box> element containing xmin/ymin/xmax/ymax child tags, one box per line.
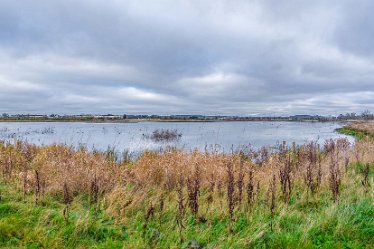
<box><xmin>0</xmin><ymin>121</ymin><xmax>352</xmax><ymax>155</ymax></box>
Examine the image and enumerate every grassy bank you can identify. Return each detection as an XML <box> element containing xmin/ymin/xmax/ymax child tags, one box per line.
<box><xmin>337</xmin><ymin>121</ymin><xmax>374</xmax><ymax>140</ymax></box>
<box><xmin>0</xmin><ymin>139</ymin><xmax>373</xmax><ymax>248</ymax></box>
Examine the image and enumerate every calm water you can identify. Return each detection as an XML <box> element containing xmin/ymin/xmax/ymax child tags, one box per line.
<box><xmin>0</xmin><ymin>121</ymin><xmax>352</xmax><ymax>154</ymax></box>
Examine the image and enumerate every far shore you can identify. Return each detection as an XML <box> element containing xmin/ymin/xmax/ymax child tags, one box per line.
<box><xmin>0</xmin><ymin>118</ymin><xmax>351</xmax><ymax>124</ymax></box>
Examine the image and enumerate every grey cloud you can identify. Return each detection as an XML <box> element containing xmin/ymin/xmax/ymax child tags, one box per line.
<box><xmin>0</xmin><ymin>0</ymin><xmax>373</xmax><ymax>115</ymax></box>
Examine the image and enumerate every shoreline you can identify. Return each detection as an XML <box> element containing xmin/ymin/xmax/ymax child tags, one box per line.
<box><xmin>0</xmin><ymin>119</ymin><xmax>348</xmax><ymax>124</ymax></box>
<box><xmin>336</xmin><ymin>121</ymin><xmax>374</xmax><ymax>139</ymax></box>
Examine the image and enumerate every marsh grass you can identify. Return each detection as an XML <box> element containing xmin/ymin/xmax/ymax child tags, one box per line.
<box><xmin>0</xmin><ymin>135</ymin><xmax>373</xmax><ymax>248</ymax></box>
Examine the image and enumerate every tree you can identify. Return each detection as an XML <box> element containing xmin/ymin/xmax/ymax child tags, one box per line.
<box><xmin>361</xmin><ymin>110</ymin><xmax>371</xmax><ymax>120</ymax></box>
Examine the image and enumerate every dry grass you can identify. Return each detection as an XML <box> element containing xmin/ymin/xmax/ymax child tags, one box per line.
<box><xmin>348</xmin><ymin>121</ymin><xmax>374</xmax><ymax>134</ymax></box>
<box><xmin>0</xmin><ymin>132</ymin><xmax>373</xmax><ymax>248</ymax></box>
<box><xmin>1</xmin><ymin>137</ymin><xmax>373</xmax><ymax>205</ymax></box>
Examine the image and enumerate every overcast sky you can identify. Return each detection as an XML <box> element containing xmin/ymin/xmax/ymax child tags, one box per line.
<box><xmin>0</xmin><ymin>0</ymin><xmax>373</xmax><ymax>116</ymax></box>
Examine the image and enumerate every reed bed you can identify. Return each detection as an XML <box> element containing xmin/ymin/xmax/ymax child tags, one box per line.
<box><xmin>0</xmin><ymin>136</ymin><xmax>373</xmax><ymax>248</ymax></box>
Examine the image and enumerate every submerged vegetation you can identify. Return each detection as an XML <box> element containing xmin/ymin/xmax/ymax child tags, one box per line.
<box><xmin>143</xmin><ymin>129</ymin><xmax>182</xmax><ymax>142</ymax></box>
<box><xmin>0</xmin><ymin>133</ymin><xmax>373</xmax><ymax>248</ymax></box>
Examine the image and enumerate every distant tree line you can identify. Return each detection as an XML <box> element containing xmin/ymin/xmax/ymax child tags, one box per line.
<box><xmin>1</xmin><ymin>110</ymin><xmax>373</xmax><ymax>121</ymax></box>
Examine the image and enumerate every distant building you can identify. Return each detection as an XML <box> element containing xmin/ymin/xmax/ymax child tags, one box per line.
<box><xmin>289</xmin><ymin>115</ymin><xmax>319</xmax><ymax>121</ymax></box>
<box><xmin>93</xmin><ymin>114</ymin><xmax>123</xmax><ymax>119</ymax></box>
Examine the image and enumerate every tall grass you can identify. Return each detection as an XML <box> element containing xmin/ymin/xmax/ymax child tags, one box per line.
<box><xmin>0</xmin><ymin>136</ymin><xmax>373</xmax><ymax>248</ymax></box>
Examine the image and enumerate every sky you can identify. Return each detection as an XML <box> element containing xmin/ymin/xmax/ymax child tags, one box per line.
<box><xmin>0</xmin><ymin>0</ymin><xmax>373</xmax><ymax>116</ymax></box>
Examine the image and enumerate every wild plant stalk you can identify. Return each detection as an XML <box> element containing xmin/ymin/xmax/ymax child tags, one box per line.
<box><xmin>304</xmin><ymin>142</ymin><xmax>322</xmax><ymax>204</ymax></box>
<box><xmin>41</xmin><ymin>177</ymin><xmax>46</xmax><ymax>204</ymax></box>
<box><xmin>237</xmin><ymin>156</ymin><xmax>245</xmax><ymax>208</ymax></box>
<box><xmin>354</xmin><ymin>146</ymin><xmax>360</xmax><ymax>163</ymax></box>
<box><xmin>329</xmin><ymin>152</ymin><xmax>341</xmax><ymax>201</ymax></box>
<box><xmin>143</xmin><ymin>204</ymin><xmax>155</xmax><ymax>237</ymax></box>
<box><xmin>90</xmin><ymin>175</ymin><xmax>99</xmax><ymax>213</ymax></box>
<box><xmin>317</xmin><ymin>144</ymin><xmax>322</xmax><ymax>189</ymax></box>
<box><xmin>296</xmin><ymin>146</ymin><xmax>302</xmax><ymax>169</ymax></box>
<box><xmin>164</xmin><ymin>168</ymin><xmax>174</xmax><ymax>192</ymax></box>
<box><xmin>35</xmin><ymin>170</ymin><xmax>41</xmax><ymax>205</ymax></box>
<box><xmin>21</xmin><ymin>144</ymin><xmax>37</xmax><ymax>197</ymax></box>
<box><xmin>344</xmin><ymin>157</ymin><xmax>350</xmax><ymax>174</ymax></box>
<box><xmin>176</xmin><ymin>174</ymin><xmax>185</xmax><ymax>243</ymax></box>
<box><xmin>246</xmin><ymin>168</ymin><xmax>255</xmax><ymax>220</ymax></box>
<box><xmin>186</xmin><ymin>163</ymin><xmax>200</xmax><ymax>220</ymax></box>
<box><xmin>158</xmin><ymin>194</ymin><xmax>165</xmax><ymax>227</ymax></box>
<box><xmin>63</xmin><ymin>181</ymin><xmax>72</xmax><ymax>225</ymax></box>
<box><xmin>259</xmin><ymin>146</ymin><xmax>269</xmax><ymax>167</ymax></box>
<box><xmin>292</xmin><ymin>142</ymin><xmax>296</xmax><ymax>157</ymax></box>
<box><xmin>226</xmin><ymin>161</ymin><xmax>235</xmax><ymax>233</ymax></box>
<box><xmin>268</xmin><ymin>174</ymin><xmax>276</xmax><ymax>231</ymax></box>
<box><xmin>279</xmin><ymin>152</ymin><xmax>292</xmax><ymax>203</ymax></box>
<box><xmin>22</xmin><ymin>170</ymin><xmax>28</xmax><ymax>197</ymax></box>
<box><xmin>325</xmin><ymin>140</ymin><xmax>341</xmax><ymax>202</ymax></box>
<box><xmin>2</xmin><ymin>154</ymin><xmax>12</xmax><ymax>182</ymax></box>
<box><xmin>205</xmin><ymin>173</ymin><xmax>215</xmax><ymax>217</ymax></box>
<box><xmin>361</xmin><ymin>163</ymin><xmax>370</xmax><ymax>191</ymax></box>
<box><xmin>291</xmin><ymin>142</ymin><xmax>298</xmax><ymax>168</ymax></box>
<box><xmin>217</xmin><ymin>180</ymin><xmax>224</xmax><ymax>209</ymax></box>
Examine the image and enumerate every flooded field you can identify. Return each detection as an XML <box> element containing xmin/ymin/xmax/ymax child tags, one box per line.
<box><xmin>0</xmin><ymin>121</ymin><xmax>352</xmax><ymax>154</ymax></box>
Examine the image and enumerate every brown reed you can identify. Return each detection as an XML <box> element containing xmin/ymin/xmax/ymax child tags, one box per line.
<box><xmin>143</xmin><ymin>204</ymin><xmax>155</xmax><ymax>236</ymax></box>
<box><xmin>279</xmin><ymin>152</ymin><xmax>292</xmax><ymax>203</ymax></box>
<box><xmin>63</xmin><ymin>181</ymin><xmax>72</xmax><ymax>225</ymax></box>
<box><xmin>361</xmin><ymin>163</ymin><xmax>370</xmax><ymax>190</ymax></box>
<box><xmin>236</xmin><ymin>155</ymin><xmax>245</xmax><ymax>207</ymax></box>
<box><xmin>246</xmin><ymin>168</ymin><xmax>255</xmax><ymax>217</ymax></box>
<box><xmin>90</xmin><ymin>174</ymin><xmax>99</xmax><ymax>208</ymax></box>
<box><xmin>226</xmin><ymin>160</ymin><xmax>235</xmax><ymax>233</ymax></box>
<box><xmin>268</xmin><ymin>174</ymin><xmax>276</xmax><ymax>231</ymax></box>
<box><xmin>176</xmin><ymin>173</ymin><xmax>185</xmax><ymax>243</ymax></box>
<box><xmin>35</xmin><ymin>170</ymin><xmax>41</xmax><ymax>205</ymax></box>
<box><xmin>186</xmin><ymin>163</ymin><xmax>200</xmax><ymax>219</ymax></box>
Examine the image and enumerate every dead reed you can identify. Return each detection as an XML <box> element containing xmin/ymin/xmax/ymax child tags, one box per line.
<box><xmin>246</xmin><ymin>168</ymin><xmax>255</xmax><ymax>217</ymax></box>
<box><xmin>236</xmin><ymin>155</ymin><xmax>245</xmax><ymax>207</ymax></box>
<box><xmin>226</xmin><ymin>160</ymin><xmax>235</xmax><ymax>233</ymax></box>
<box><xmin>176</xmin><ymin>173</ymin><xmax>185</xmax><ymax>243</ymax></box>
<box><xmin>361</xmin><ymin>163</ymin><xmax>370</xmax><ymax>190</ymax></box>
<box><xmin>304</xmin><ymin>142</ymin><xmax>322</xmax><ymax>203</ymax></box>
<box><xmin>186</xmin><ymin>163</ymin><xmax>200</xmax><ymax>219</ymax></box>
<box><xmin>90</xmin><ymin>175</ymin><xmax>99</xmax><ymax>208</ymax></box>
<box><xmin>279</xmin><ymin>152</ymin><xmax>292</xmax><ymax>203</ymax></box>
<box><xmin>268</xmin><ymin>174</ymin><xmax>276</xmax><ymax>231</ymax></box>
<box><xmin>325</xmin><ymin>139</ymin><xmax>342</xmax><ymax>201</ymax></box>
<box><xmin>143</xmin><ymin>204</ymin><xmax>155</xmax><ymax>237</ymax></box>
<box><xmin>35</xmin><ymin>170</ymin><xmax>41</xmax><ymax>205</ymax></box>
<box><xmin>63</xmin><ymin>181</ymin><xmax>72</xmax><ymax>225</ymax></box>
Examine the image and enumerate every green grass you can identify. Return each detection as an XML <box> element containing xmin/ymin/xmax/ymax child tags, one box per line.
<box><xmin>0</xmin><ymin>184</ymin><xmax>127</xmax><ymax>249</ymax></box>
<box><xmin>336</xmin><ymin>127</ymin><xmax>374</xmax><ymax>140</ymax></box>
<box><xmin>0</xmin><ymin>165</ymin><xmax>373</xmax><ymax>249</ymax></box>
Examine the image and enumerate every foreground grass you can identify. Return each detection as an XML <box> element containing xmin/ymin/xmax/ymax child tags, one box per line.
<box><xmin>0</xmin><ymin>183</ymin><xmax>126</xmax><ymax>249</ymax></box>
<box><xmin>0</xmin><ymin>136</ymin><xmax>373</xmax><ymax>248</ymax></box>
<box><xmin>0</xmin><ymin>163</ymin><xmax>373</xmax><ymax>249</ymax></box>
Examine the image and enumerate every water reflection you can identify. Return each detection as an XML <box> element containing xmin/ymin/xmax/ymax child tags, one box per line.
<box><xmin>0</xmin><ymin>121</ymin><xmax>352</xmax><ymax>155</ymax></box>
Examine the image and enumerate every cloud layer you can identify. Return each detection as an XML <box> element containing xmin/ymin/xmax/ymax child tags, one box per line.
<box><xmin>0</xmin><ymin>0</ymin><xmax>373</xmax><ymax>115</ymax></box>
